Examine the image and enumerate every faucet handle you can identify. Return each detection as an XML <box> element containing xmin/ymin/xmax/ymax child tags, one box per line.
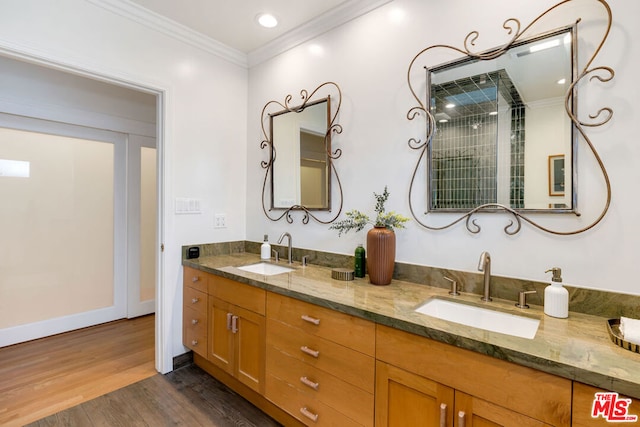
<box><xmin>516</xmin><ymin>290</ymin><xmax>537</xmax><ymax>309</ymax></box>
<box><xmin>444</xmin><ymin>277</ymin><xmax>460</xmax><ymax>296</ymax></box>
<box><xmin>302</xmin><ymin>255</ymin><xmax>308</xmax><ymax>267</ymax></box>
<box><xmin>272</xmin><ymin>249</ymin><xmax>279</xmax><ymax>262</ymax></box>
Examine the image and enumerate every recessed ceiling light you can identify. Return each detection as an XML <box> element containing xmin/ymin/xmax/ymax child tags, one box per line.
<box><xmin>257</xmin><ymin>13</ymin><xmax>278</xmax><ymax>28</ymax></box>
<box><xmin>445</xmin><ymin>103</ymin><xmax>455</xmax><ymax>109</ymax></box>
<box><xmin>557</xmin><ymin>78</ymin><xmax>566</xmax><ymax>85</ymax></box>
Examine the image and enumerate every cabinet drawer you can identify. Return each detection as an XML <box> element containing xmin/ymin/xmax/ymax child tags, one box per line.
<box><xmin>183</xmin><ymin>286</ymin><xmax>207</xmax><ymax>316</ymax></box>
<box><xmin>267</xmin><ymin>319</ymin><xmax>374</xmax><ymax>393</ymax></box>
<box><xmin>183</xmin><ymin>306</ymin><xmax>207</xmax><ymax>357</ymax></box>
<box><xmin>183</xmin><ymin>266</ymin><xmax>208</xmax><ymax>293</ymax></box>
<box><xmin>266</xmin><ymin>374</ymin><xmax>364</xmax><ymax>427</ymax></box>
<box><xmin>209</xmin><ymin>275</ymin><xmax>265</xmax><ymax>315</ymax></box>
<box><xmin>376</xmin><ymin>325</ymin><xmax>571</xmax><ymax>427</ymax></box>
<box><xmin>267</xmin><ymin>292</ymin><xmax>375</xmax><ymax>356</ymax></box>
<box><xmin>267</xmin><ymin>346</ymin><xmax>373</xmax><ymax>427</ymax></box>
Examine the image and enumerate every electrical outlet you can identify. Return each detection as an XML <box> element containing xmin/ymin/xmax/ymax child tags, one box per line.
<box><xmin>214</xmin><ymin>213</ymin><xmax>227</xmax><ymax>228</ymax></box>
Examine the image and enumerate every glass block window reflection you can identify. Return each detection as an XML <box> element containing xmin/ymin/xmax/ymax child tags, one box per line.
<box><xmin>432</xmin><ymin>114</ymin><xmax>498</xmax><ymax>209</ymax></box>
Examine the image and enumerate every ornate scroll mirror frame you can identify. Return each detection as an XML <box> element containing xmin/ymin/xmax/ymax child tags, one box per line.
<box><xmin>407</xmin><ymin>0</ymin><xmax>613</xmax><ymax>235</ymax></box>
<box><xmin>260</xmin><ymin>82</ymin><xmax>344</xmax><ymax>224</ymax></box>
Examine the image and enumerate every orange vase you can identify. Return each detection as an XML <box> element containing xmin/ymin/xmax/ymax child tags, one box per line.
<box><xmin>366</xmin><ymin>226</ymin><xmax>396</xmax><ymax>285</ymax></box>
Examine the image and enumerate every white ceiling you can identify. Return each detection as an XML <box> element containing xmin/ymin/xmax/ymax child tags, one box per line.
<box><xmin>126</xmin><ymin>0</ymin><xmax>363</xmax><ymax>54</ymax></box>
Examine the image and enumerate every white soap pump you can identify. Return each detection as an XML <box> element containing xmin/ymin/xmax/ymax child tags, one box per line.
<box><xmin>260</xmin><ymin>234</ymin><xmax>271</xmax><ymax>260</ymax></box>
<box><xmin>544</xmin><ymin>267</ymin><xmax>568</xmax><ymax>318</ymax></box>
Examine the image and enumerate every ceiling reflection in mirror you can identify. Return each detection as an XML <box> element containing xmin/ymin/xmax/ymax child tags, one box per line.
<box><xmin>260</xmin><ymin>82</ymin><xmax>344</xmax><ymax>224</ymax></box>
<box><xmin>428</xmin><ymin>27</ymin><xmax>575</xmax><ymax>212</ymax></box>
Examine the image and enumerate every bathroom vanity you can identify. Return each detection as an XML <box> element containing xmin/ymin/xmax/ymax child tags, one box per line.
<box><xmin>182</xmin><ymin>253</ymin><xmax>639</xmax><ymax>426</ymax></box>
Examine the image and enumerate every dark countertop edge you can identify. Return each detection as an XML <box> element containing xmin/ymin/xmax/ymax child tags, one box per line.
<box><xmin>182</xmin><ymin>259</ymin><xmax>640</xmax><ymax>399</ymax></box>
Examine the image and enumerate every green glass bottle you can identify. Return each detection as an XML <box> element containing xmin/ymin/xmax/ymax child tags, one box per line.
<box><xmin>354</xmin><ymin>244</ymin><xmax>366</xmax><ymax>278</ymax></box>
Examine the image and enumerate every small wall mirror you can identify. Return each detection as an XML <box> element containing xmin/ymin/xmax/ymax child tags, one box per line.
<box><xmin>271</xmin><ymin>98</ymin><xmax>331</xmax><ymax>210</ymax></box>
<box><xmin>260</xmin><ymin>82</ymin><xmax>344</xmax><ymax>224</ymax></box>
<box><xmin>428</xmin><ymin>26</ymin><xmax>576</xmax><ymax>212</ymax></box>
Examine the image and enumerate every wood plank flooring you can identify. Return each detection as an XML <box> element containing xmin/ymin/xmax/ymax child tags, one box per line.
<box><xmin>27</xmin><ymin>364</ymin><xmax>282</xmax><ymax>427</ymax></box>
<box><xmin>0</xmin><ymin>315</ymin><xmax>156</xmax><ymax>427</ymax></box>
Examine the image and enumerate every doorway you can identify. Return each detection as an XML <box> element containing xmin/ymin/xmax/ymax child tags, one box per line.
<box><xmin>0</xmin><ymin>56</ymin><xmax>160</xmax><ymax>350</ymax></box>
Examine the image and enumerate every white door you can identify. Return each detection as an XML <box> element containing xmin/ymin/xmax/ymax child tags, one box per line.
<box><xmin>127</xmin><ymin>135</ymin><xmax>157</xmax><ymax>318</ymax></box>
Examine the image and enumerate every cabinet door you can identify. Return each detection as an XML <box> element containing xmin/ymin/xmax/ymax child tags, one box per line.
<box><xmin>375</xmin><ymin>361</ymin><xmax>454</xmax><ymax>427</ymax></box>
<box><xmin>455</xmin><ymin>392</ymin><xmax>551</xmax><ymax>427</ymax></box>
<box><xmin>233</xmin><ymin>304</ymin><xmax>266</xmax><ymax>394</ymax></box>
<box><xmin>209</xmin><ymin>297</ymin><xmax>234</xmax><ymax>375</ymax></box>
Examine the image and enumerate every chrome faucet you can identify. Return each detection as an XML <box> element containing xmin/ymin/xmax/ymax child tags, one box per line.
<box><xmin>478</xmin><ymin>251</ymin><xmax>492</xmax><ymax>302</ymax></box>
<box><xmin>277</xmin><ymin>232</ymin><xmax>293</xmax><ymax>264</ymax></box>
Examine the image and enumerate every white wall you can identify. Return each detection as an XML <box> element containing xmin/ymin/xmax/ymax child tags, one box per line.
<box><xmin>0</xmin><ymin>0</ymin><xmax>248</xmax><ymax>370</ymax></box>
<box><xmin>247</xmin><ymin>0</ymin><xmax>640</xmax><ymax>296</ymax></box>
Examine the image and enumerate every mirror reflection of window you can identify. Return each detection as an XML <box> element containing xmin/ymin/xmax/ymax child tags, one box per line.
<box><xmin>427</xmin><ymin>26</ymin><xmax>575</xmax><ymax>212</ymax></box>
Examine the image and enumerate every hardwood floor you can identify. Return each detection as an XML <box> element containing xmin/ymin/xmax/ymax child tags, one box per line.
<box><xmin>27</xmin><ymin>364</ymin><xmax>282</xmax><ymax>427</ymax></box>
<box><xmin>0</xmin><ymin>315</ymin><xmax>156</xmax><ymax>427</ymax></box>
<box><xmin>1</xmin><ymin>314</ymin><xmax>281</xmax><ymax>426</ymax></box>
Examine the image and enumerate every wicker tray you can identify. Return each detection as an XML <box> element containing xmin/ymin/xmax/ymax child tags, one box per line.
<box><xmin>607</xmin><ymin>319</ymin><xmax>640</xmax><ymax>354</ymax></box>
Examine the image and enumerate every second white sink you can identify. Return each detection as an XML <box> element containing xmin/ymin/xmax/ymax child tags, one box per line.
<box><xmin>415</xmin><ymin>298</ymin><xmax>540</xmax><ymax>339</ymax></box>
<box><xmin>237</xmin><ymin>262</ymin><xmax>294</xmax><ymax>276</ymax></box>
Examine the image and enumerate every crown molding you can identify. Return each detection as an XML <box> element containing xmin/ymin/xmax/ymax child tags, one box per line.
<box><xmin>87</xmin><ymin>0</ymin><xmax>392</xmax><ymax>69</ymax></box>
<box><xmin>86</xmin><ymin>0</ymin><xmax>248</xmax><ymax>68</ymax></box>
<box><xmin>247</xmin><ymin>0</ymin><xmax>393</xmax><ymax>67</ymax></box>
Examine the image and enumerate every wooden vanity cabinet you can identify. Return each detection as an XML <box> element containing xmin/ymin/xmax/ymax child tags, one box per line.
<box><xmin>208</xmin><ymin>275</ymin><xmax>266</xmax><ymax>394</ymax></box>
<box><xmin>572</xmin><ymin>382</ymin><xmax>640</xmax><ymax>426</ymax></box>
<box><xmin>182</xmin><ymin>267</ymin><xmax>208</xmax><ymax>357</ymax></box>
<box><xmin>266</xmin><ymin>292</ymin><xmax>376</xmax><ymax>426</ymax></box>
<box><xmin>375</xmin><ymin>324</ymin><xmax>572</xmax><ymax>427</ymax></box>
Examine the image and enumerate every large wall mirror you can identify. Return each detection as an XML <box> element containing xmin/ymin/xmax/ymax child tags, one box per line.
<box><xmin>260</xmin><ymin>82</ymin><xmax>344</xmax><ymax>224</ymax></box>
<box><xmin>407</xmin><ymin>0</ymin><xmax>614</xmax><ymax>235</ymax></box>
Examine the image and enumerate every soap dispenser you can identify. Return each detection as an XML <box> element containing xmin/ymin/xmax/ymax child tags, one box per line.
<box><xmin>260</xmin><ymin>235</ymin><xmax>271</xmax><ymax>260</ymax></box>
<box><xmin>544</xmin><ymin>267</ymin><xmax>568</xmax><ymax>318</ymax></box>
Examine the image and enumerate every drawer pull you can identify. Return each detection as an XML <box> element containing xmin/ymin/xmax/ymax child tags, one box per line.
<box><xmin>458</xmin><ymin>411</ymin><xmax>466</xmax><ymax>427</ymax></box>
<box><xmin>191</xmin><ymin>340</ymin><xmax>198</xmax><ymax>346</ymax></box>
<box><xmin>439</xmin><ymin>403</ymin><xmax>447</xmax><ymax>427</ymax></box>
<box><xmin>231</xmin><ymin>315</ymin><xmax>239</xmax><ymax>334</ymax></box>
<box><xmin>191</xmin><ymin>319</ymin><xmax>199</xmax><ymax>325</ymax></box>
<box><xmin>300</xmin><ymin>376</ymin><xmax>319</xmax><ymax>390</ymax></box>
<box><xmin>191</xmin><ymin>276</ymin><xmax>200</xmax><ymax>283</ymax></box>
<box><xmin>226</xmin><ymin>312</ymin><xmax>233</xmax><ymax>330</ymax></box>
<box><xmin>191</xmin><ymin>297</ymin><xmax>199</xmax><ymax>304</ymax></box>
<box><xmin>301</xmin><ymin>314</ymin><xmax>320</xmax><ymax>325</ymax></box>
<box><xmin>300</xmin><ymin>407</ymin><xmax>318</xmax><ymax>422</ymax></box>
<box><xmin>300</xmin><ymin>346</ymin><xmax>320</xmax><ymax>358</ymax></box>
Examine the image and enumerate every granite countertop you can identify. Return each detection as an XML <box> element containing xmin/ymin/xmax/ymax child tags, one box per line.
<box><xmin>183</xmin><ymin>253</ymin><xmax>640</xmax><ymax>399</ymax></box>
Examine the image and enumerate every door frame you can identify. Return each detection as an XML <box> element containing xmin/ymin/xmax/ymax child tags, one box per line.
<box><xmin>0</xmin><ymin>46</ymin><xmax>170</xmax><ymax>373</ymax></box>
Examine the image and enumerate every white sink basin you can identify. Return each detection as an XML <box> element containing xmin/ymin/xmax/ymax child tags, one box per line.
<box><xmin>415</xmin><ymin>298</ymin><xmax>540</xmax><ymax>339</ymax></box>
<box><xmin>237</xmin><ymin>262</ymin><xmax>294</xmax><ymax>276</ymax></box>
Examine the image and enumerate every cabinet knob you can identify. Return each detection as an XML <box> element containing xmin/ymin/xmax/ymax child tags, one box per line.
<box><xmin>191</xmin><ymin>319</ymin><xmax>199</xmax><ymax>325</ymax></box>
<box><xmin>301</xmin><ymin>314</ymin><xmax>320</xmax><ymax>325</ymax></box>
<box><xmin>192</xmin><ymin>276</ymin><xmax>200</xmax><ymax>283</ymax></box>
<box><xmin>300</xmin><ymin>407</ymin><xmax>319</xmax><ymax>422</ymax></box>
<box><xmin>191</xmin><ymin>297</ymin><xmax>199</xmax><ymax>304</ymax></box>
<box><xmin>300</xmin><ymin>376</ymin><xmax>319</xmax><ymax>390</ymax></box>
<box><xmin>300</xmin><ymin>345</ymin><xmax>320</xmax><ymax>358</ymax></box>
<box><xmin>191</xmin><ymin>340</ymin><xmax>198</xmax><ymax>346</ymax></box>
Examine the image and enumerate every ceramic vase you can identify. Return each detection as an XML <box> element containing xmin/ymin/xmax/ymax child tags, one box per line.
<box><xmin>366</xmin><ymin>225</ymin><xmax>396</xmax><ymax>285</ymax></box>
